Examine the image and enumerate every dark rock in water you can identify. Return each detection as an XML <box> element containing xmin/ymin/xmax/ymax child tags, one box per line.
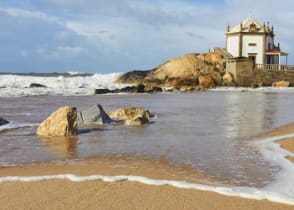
<box><xmin>29</xmin><ymin>83</ymin><xmax>47</xmax><ymax>88</ymax></box>
<box><xmin>136</xmin><ymin>84</ymin><xmax>145</xmax><ymax>93</ymax></box>
<box><xmin>78</xmin><ymin>104</ymin><xmax>113</xmax><ymax>126</ymax></box>
<box><xmin>0</xmin><ymin>117</ymin><xmax>9</xmax><ymax>126</ymax></box>
<box><xmin>95</xmin><ymin>89</ymin><xmax>112</xmax><ymax>94</ymax></box>
<box><xmin>145</xmin><ymin>86</ymin><xmax>163</xmax><ymax>93</ymax></box>
<box><xmin>119</xmin><ymin>84</ymin><xmax>145</xmax><ymax>93</ymax></box>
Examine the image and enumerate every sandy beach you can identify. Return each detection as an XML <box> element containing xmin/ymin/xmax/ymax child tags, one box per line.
<box><xmin>1</xmin><ymin>153</ymin><xmax>294</xmax><ymax>210</ymax></box>
<box><xmin>2</xmin><ymin>179</ymin><xmax>294</xmax><ymax>210</ymax></box>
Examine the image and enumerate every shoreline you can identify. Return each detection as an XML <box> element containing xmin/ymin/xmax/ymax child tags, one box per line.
<box><xmin>1</xmin><ymin>143</ymin><xmax>294</xmax><ymax>209</ymax></box>
<box><xmin>257</xmin><ymin>122</ymin><xmax>294</xmax><ymax>163</ymax></box>
<box><xmin>1</xmin><ymin>118</ymin><xmax>294</xmax><ymax>209</ymax></box>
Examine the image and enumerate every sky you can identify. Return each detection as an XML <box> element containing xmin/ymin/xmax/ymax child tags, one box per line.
<box><xmin>0</xmin><ymin>0</ymin><xmax>293</xmax><ymax>73</ymax></box>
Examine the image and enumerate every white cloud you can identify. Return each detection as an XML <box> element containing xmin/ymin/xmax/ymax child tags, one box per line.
<box><xmin>0</xmin><ymin>7</ymin><xmax>60</xmax><ymax>24</ymax></box>
<box><xmin>0</xmin><ymin>0</ymin><xmax>294</xmax><ymax>73</ymax></box>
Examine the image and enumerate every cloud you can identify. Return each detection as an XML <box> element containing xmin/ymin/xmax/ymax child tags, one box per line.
<box><xmin>0</xmin><ymin>7</ymin><xmax>60</xmax><ymax>24</ymax></box>
<box><xmin>0</xmin><ymin>0</ymin><xmax>293</xmax><ymax>73</ymax></box>
<box><xmin>36</xmin><ymin>46</ymin><xmax>85</xmax><ymax>58</ymax></box>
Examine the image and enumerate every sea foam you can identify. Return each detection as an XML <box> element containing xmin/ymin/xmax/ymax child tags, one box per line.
<box><xmin>0</xmin><ymin>122</ymin><xmax>38</xmax><ymax>132</ymax></box>
<box><xmin>0</xmin><ymin>73</ymin><xmax>127</xmax><ymax>97</ymax></box>
<box><xmin>0</xmin><ymin>173</ymin><xmax>294</xmax><ymax>205</ymax></box>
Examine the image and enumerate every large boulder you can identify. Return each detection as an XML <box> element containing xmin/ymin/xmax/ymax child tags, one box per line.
<box><xmin>272</xmin><ymin>80</ymin><xmax>290</xmax><ymax>87</ymax></box>
<box><xmin>108</xmin><ymin>107</ymin><xmax>151</xmax><ymax>126</ymax></box>
<box><xmin>0</xmin><ymin>117</ymin><xmax>9</xmax><ymax>126</ymax></box>
<box><xmin>223</xmin><ymin>72</ymin><xmax>235</xmax><ymax>86</ymax></box>
<box><xmin>37</xmin><ymin>106</ymin><xmax>78</xmax><ymax>136</ymax></box>
<box><xmin>77</xmin><ymin>104</ymin><xmax>113</xmax><ymax>126</ymax></box>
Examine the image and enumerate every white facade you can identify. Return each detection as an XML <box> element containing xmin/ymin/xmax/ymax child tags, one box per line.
<box><xmin>242</xmin><ymin>35</ymin><xmax>264</xmax><ymax>64</ymax></box>
<box><xmin>226</xmin><ymin>17</ymin><xmax>287</xmax><ymax>65</ymax></box>
<box><xmin>227</xmin><ymin>36</ymin><xmax>239</xmax><ymax>57</ymax></box>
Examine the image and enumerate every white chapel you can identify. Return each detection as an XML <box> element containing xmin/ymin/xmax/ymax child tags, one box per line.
<box><xmin>226</xmin><ymin>17</ymin><xmax>288</xmax><ymax>65</ymax></box>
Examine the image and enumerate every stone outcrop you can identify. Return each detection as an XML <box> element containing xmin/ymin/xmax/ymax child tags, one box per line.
<box><xmin>272</xmin><ymin>80</ymin><xmax>290</xmax><ymax>87</ymax></box>
<box><xmin>0</xmin><ymin>117</ymin><xmax>9</xmax><ymax>126</ymax></box>
<box><xmin>199</xmin><ymin>75</ymin><xmax>213</xmax><ymax>89</ymax></box>
<box><xmin>119</xmin><ymin>84</ymin><xmax>145</xmax><ymax>93</ymax></box>
<box><xmin>37</xmin><ymin>106</ymin><xmax>78</xmax><ymax>136</ymax></box>
<box><xmin>77</xmin><ymin>104</ymin><xmax>113</xmax><ymax>126</ymax></box>
<box><xmin>116</xmin><ymin>70</ymin><xmax>149</xmax><ymax>85</ymax></box>
<box><xmin>116</xmin><ymin>52</ymin><xmax>225</xmax><ymax>90</ymax></box>
<box><xmin>108</xmin><ymin>107</ymin><xmax>151</xmax><ymax>126</ymax></box>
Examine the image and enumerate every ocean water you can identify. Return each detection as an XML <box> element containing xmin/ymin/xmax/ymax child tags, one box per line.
<box><xmin>0</xmin><ymin>73</ymin><xmax>126</xmax><ymax>96</ymax></box>
<box><xmin>1</xmin><ymin>73</ymin><xmax>294</xmax><ymax>204</ymax></box>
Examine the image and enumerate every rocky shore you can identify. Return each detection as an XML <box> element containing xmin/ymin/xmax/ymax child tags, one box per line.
<box><xmin>115</xmin><ymin>52</ymin><xmax>230</xmax><ymax>92</ymax></box>
<box><xmin>110</xmin><ymin>51</ymin><xmax>292</xmax><ymax>93</ymax></box>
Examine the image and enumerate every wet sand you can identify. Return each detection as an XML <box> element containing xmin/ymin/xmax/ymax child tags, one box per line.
<box><xmin>2</xmin><ymin>180</ymin><xmax>293</xmax><ymax>210</ymax></box>
<box><xmin>1</xmin><ymin>156</ymin><xmax>294</xmax><ymax>210</ymax></box>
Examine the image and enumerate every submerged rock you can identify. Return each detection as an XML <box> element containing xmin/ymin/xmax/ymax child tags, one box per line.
<box><xmin>37</xmin><ymin>106</ymin><xmax>78</xmax><ymax>136</ymax></box>
<box><xmin>108</xmin><ymin>107</ymin><xmax>151</xmax><ymax>126</ymax></box>
<box><xmin>77</xmin><ymin>104</ymin><xmax>113</xmax><ymax>126</ymax></box>
<box><xmin>0</xmin><ymin>117</ymin><xmax>9</xmax><ymax>126</ymax></box>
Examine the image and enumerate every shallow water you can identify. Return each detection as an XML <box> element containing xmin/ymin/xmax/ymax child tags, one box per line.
<box><xmin>1</xmin><ymin>91</ymin><xmax>294</xmax><ymax>187</ymax></box>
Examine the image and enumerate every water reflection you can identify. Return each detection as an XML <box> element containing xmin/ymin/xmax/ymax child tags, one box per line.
<box><xmin>38</xmin><ymin>136</ymin><xmax>78</xmax><ymax>158</ymax></box>
<box><xmin>224</xmin><ymin>92</ymin><xmax>277</xmax><ymax>139</ymax></box>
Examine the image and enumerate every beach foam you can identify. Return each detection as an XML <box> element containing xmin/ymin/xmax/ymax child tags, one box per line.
<box><xmin>0</xmin><ymin>73</ymin><xmax>127</xmax><ymax>96</ymax></box>
<box><xmin>0</xmin><ymin>173</ymin><xmax>293</xmax><ymax>205</ymax></box>
<box><xmin>0</xmin><ymin>122</ymin><xmax>37</xmax><ymax>132</ymax></box>
<box><xmin>254</xmin><ymin>133</ymin><xmax>294</xmax><ymax>200</ymax></box>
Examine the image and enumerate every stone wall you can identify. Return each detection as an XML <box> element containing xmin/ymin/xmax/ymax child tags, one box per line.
<box><xmin>226</xmin><ymin>58</ymin><xmax>294</xmax><ymax>87</ymax></box>
<box><xmin>226</xmin><ymin>58</ymin><xmax>254</xmax><ymax>87</ymax></box>
<box><xmin>253</xmin><ymin>69</ymin><xmax>294</xmax><ymax>86</ymax></box>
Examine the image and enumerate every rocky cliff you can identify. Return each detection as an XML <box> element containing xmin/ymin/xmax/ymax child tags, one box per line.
<box><xmin>116</xmin><ymin>52</ymin><xmax>226</xmax><ymax>90</ymax></box>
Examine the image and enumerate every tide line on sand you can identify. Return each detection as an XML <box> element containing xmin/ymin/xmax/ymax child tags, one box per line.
<box><xmin>0</xmin><ymin>173</ymin><xmax>294</xmax><ymax>205</ymax></box>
